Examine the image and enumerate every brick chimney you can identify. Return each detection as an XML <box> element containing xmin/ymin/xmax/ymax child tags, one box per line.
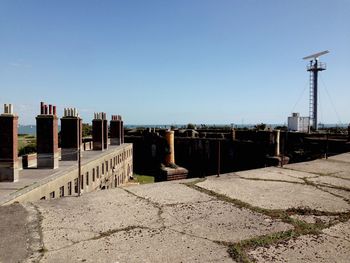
<box><xmin>0</xmin><ymin>104</ymin><xmax>19</xmax><ymax>182</ymax></box>
<box><xmin>121</xmin><ymin>116</ymin><xmax>124</xmax><ymax>144</ymax></box>
<box><xmin>60</xmin><ymin>108</ymin><xmax>82</xmax><ymax>160</ymax></box>
<box><xmin>110</xmin><ymin>115</ymin><xmax>122</xmax><ymax>145</ymax></box>
<box><xmin>92</xmin><ymin>112</ymin><xmax>105</xmax><ymax>150</ymax></box>
<box><xmin>36</xmin><ymin>102</ymin><xmax>59</xmax><ymax>169</ymax></box>
<box><xmin>103</xmin><ymin>113</ymin><xmax>108</xmax><ymax>150</ymax></box>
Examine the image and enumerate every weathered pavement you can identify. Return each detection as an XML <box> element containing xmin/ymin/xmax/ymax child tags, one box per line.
<box><xmin>1</xmin><ymin>153</ymin><xmax>350</xmax><ymax>263</ymax></box>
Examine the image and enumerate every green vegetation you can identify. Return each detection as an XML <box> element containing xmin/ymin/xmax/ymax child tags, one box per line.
<box><xmin>82</xmin><ymin>123</ymin><xmax>92</xmax><ymax>137</ymax></box>
<box><xmin>133</xmin><ymin>174</ymin><xmax>155</xmax><ymax>184</ymax></box>
<box><xmin>18</xmin><ymin>134</ymin><xmax>37</xmax><ymax>156</ymax></box>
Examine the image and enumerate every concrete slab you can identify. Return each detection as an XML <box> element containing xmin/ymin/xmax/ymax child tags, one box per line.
<box><xmin>319</xmin><ymin>186</ymin><xmax>350</xmax><ymax>201</ymax></box>
<box><xmin>328</xmin><ymin>152</ymin><xmax>350</xmax><ymax>163</ymax></box>
<box><xmin>125</xmin><ymin>181</ymin><xmax>213</xmax><ymax>205</ymax></box>
<box><xmin>40</xmin><ymin>228</ymin><xmax>234</xmax><ymax>263</ymax></box>
<box><xmin>236</xmin><ymin>167</ymin><xmax>310</xmax><ymax>183</ymax></box>
<box><xmin>38</xmin><ymin>188</ymin><xmax>162</xmax><ymax>251</ymax></box>
<box><xmin>309</xmin><ymin>176</ymin><xmax>350</xmax><ymax>190</ymax></box>
<box><xmin>163</xmin><ymin>200</ymin><xmax>292</xmax><ymax>243</ymax></box>
<box><xmin>248</xmin><ymin>221</ymin><xmax>350</xmax><ymax>263</ymax></box>
<box><xmin>196</xmin><ymin>174</ymin><xmax>350</xmax><ymax>212</ymax></box>
<box><xmin>286</xmin><ymin>159</ymin><xmax>350</xmax><ymax>176</ymax></box>
<box><xmin>0</xmin><ymin>204</ymin><xmax>29</xmax><ymax>263</ymax></box>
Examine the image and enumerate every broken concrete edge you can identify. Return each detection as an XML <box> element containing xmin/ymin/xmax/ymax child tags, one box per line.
<box><xmin>22</xmin><ymin>203</ymin><xmax>45</xmax><ymax>263</ymax></box>
<box><xmin>183</xmin><ymin>179</ymin><xmax>350</xmax><ymax>263</ymax></box>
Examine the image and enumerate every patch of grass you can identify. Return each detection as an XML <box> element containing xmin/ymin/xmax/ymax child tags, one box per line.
<box><xmin>134</xmin><ymin>174</ymin><xmax>155</xmax><ymax>184</ymax></box>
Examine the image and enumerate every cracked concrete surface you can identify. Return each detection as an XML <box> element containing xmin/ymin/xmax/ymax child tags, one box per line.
<box><xmin>248</xmin><ymin>220</ymin><xmax>350</xmax><ymax>263</ymax></box>
<box><xmin>197</xmin><ymin>173</ymin><xmax>350</xmax><ymax>212</ymax></box>
<box><xmin>236</xmin><ymin>167</ymin><xmax>314</xmax><ymax>183</ymax></box>
<box><xmin>162</xmin><ymin>200</ymin><xmax>291</xmax><ymax>243</ymax></box>
<box><xmin>1</xmin><ymin>153</ymin><xmax>350</xmax><ymax>262</ymax></box>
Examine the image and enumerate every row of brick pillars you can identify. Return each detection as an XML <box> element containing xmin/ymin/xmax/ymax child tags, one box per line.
<box><xmin>0</xmin><ymin>103</ymin><xmax>125</xmax><ymax>182</ymax></box>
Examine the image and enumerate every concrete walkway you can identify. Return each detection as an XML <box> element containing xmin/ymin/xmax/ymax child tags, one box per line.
<box><xmin>1</xmin><ymin>153</ymin><xmax>350</xmax><ymax>262</ymax></box>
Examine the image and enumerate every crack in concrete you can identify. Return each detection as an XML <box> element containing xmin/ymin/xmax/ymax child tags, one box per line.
<box><xmin>167</xmin><ymin>227</ymin><xmax>219</xmax><ymax>243</ymax></box>
<box><xmin>184</xmin><ymin>177</ymin><xmax>350</xmax><ymax>262</ymax></box>
<box><xmin>43</xmin><ymin>225</ymin><xmax>151</xmax><ymax>254</ymax></box>
<box><xmin>121</xmin><ymin>188</ymin><xmax>165</xmax><ymax>228</ymax></box>
<box><xmin>237</xmin><ymin>176</ymin><xmax>305</xmax><ymax>185</ymax></box>
<box><xmin>43</xmin><ymin>227</ymin><xmax>101</xmax><ymax>235</ymax></box>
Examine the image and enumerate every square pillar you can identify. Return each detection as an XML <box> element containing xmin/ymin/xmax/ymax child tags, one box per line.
<box><xmin>103</xmin><ymin>118</ymin><xmax>108</xmax><ymax>150</ymax></box>
<box><xmin>61</xmin><ymin>108</ymin><xmax>82</xmax><ymax>160</ymax></box>
<box><xmin>36</xmin><ymin>102</ymin><xmax>59</xmax><ymax>169</ymax></box>
<box><xmin>121</xmin><ymin>118</ymin><xmax>124</xmax><ymax>144</ymax></box>
<box><xmin>110</xmin><ymin>115</ymin><xmax>122</xmax><ymax>145</ymax></box>
<box><xmin>0</xmin><ymin>104</ymin><xmax>19</xmax><ymax>182</ymax></box>
<box><xmin>92</xmin><ymin>112</ymin><xmax>105</xmax><ymax>151</ymax></box>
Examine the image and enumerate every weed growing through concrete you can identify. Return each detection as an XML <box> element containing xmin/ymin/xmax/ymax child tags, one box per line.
<box><xmin>184</xmin><ymin>180</ymin><xmax>350</xmax><ymax>263</ymax></box>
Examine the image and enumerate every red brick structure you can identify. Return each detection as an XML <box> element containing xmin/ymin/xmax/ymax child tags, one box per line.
<box><xmin>103</xmin><ymin>117</ymin><xmax>108</xmax><ymax>150</ymax></box>
<box><xmin>61</xmin><ymin>108</ymin><xmax>82</xmax><ymax>161</ymax></box>
<box><xmin>0</xmin><ymin>104</ymin><xmax>19</xmax><ymax>182</ymax></box>
<box><xmin>93</xmin><ymin>112</ymin><xmax>106</xmax><ymax>151</ymax></box>
<box><xmin>36</xmin><ymin>102</ymin><xmax>59</xmax><ymax>169</ymax></box>
<box><xmin>121</xmin><ymin>117</ymin><xmax>124</xmax><ymax>144</ymax></box>
<box><xmin>110</xmin><ymin>115</ymin><xmax>122</xmax><ymax>145</ymax></box>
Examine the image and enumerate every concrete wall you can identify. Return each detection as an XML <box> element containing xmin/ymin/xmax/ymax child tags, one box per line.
<box><xmin>126</xmin><ymin>129</ymin><xmax>350</xmax><ymax>178</ymax></box>
<box><xmin>125</xmin><ymin>133</ymin><xmax>274</xmax><ymax>178</ymax></box>
<box><xmin>2</xmin><ymin>144</ymin><xmax>133</xmax><ymax>205</ymax></box>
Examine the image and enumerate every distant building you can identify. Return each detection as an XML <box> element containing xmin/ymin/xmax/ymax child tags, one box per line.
<box><xmin>288</xmin><ymin>113</ymin><xmax>309</xmax><ymax>132</ymax></box>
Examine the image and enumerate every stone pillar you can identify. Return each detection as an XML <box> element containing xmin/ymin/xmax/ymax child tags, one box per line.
<box><xmin>164</xmin><ymin>130</ymin><xmax>175</xmax><ymax>165</ymax></box>
<box><xmin>110</xmin><ymin>115</ymin><xmax>122</xmax><ymax>145</ymax></box>
<box><xmin>274</xmin><ymin>129</ymin><xmax>280</xmax><ymax>156</ymax></box>
<box><xmin>0</xmin><ymin>104</ymin><xmax>19</xmax><ymax>182</ymax></box>
<box><xmin>60</xmin><ymin>108</ymin><xmax>82</xmax><ymax>160</ymax></box>
<box><xmin>36</xmin><ymin>102</ymin><xmax>59</xmax><ymax>169</ymax></box>
<box><xmin>92</xmin><ymin>112</ymin><xmax>105</xmax><ymax>151</ymax></box>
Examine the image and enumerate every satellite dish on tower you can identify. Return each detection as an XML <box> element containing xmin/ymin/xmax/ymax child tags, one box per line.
<box><xmin>303</xmin><ymin>50</ymin><xmax>329</xmax><ymax>60</ymax></box>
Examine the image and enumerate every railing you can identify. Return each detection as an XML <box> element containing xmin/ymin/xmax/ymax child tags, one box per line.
<box><xmin>307</xmin><ymin>61</ymin><xmax>326</xmax><ymax>71</ymax></box>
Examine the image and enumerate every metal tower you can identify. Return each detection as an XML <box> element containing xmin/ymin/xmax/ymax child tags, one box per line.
<box><xmin>303</xmin><ymin>50</ymin><xmax>329</xmax><ymax>131</ymax></box>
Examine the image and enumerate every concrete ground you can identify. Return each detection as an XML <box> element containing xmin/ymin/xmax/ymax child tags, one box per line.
<box><xmin>1</xmin><ymin>153</ymin><xmax>350</xmax><ymax>263</ymax></box>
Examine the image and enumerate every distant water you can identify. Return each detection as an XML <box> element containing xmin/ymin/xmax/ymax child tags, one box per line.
<box><xmin>18</xmin><ymin>125</ymin><xmax>61</xmax><ymax>135</ymax></box>
<box><xmin>18</xmin><ymin>125</ymin><xmax>36</xmax><ymax>135</ymax></box>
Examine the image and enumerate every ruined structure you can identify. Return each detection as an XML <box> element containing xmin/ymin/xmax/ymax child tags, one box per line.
<box><xmin>160</xmin><ymin>130</ymin><xmax>188</xmax><ymax>181</ymax></box>
<box><xmin>126</xmin><ymin>127</ymin><xmax>350</xmax><ymax>178</ymax></box>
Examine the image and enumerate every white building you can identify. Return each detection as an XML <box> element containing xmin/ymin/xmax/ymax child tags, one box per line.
<box><xmin>288</xmin><ymin>113</ymin><xmax>310</xmax><ymax>132</ymax></box>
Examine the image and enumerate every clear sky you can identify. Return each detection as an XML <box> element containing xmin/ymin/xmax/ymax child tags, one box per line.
<box><xmin>1</xmin><ymin>0</ymin><xmax>349</xmax><ymax>125</ymax></box>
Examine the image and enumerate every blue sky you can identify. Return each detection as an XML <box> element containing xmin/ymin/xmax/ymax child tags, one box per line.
<box><xmin>1</xmin><ymin>0</ymin><xmax>349</xmax><ymax>125</ymax></box>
